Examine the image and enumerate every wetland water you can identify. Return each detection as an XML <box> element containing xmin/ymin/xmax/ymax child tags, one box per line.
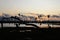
<box><xmin>0</xmin><ymin>23</ymin><xmax>60</xmax><ymax>28</ymax></box>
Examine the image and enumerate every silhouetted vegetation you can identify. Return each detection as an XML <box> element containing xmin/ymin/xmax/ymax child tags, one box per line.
<box><xmin>0</xmin><ymin>14</ymin><xmax>60</xmax><ymax>33</ymax></box>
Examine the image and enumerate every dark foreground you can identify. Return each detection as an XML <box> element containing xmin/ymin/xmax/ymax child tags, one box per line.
<box><xmin>0</xmin><ymin>27</ymin><xmax>60</xmax><ymax>40</ymax></box>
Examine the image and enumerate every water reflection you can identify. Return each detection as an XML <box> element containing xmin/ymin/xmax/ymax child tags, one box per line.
<box><xmin>0</xmin><ymin>23</ymin><xmax>60</xmax><ymax>28</ymax></box>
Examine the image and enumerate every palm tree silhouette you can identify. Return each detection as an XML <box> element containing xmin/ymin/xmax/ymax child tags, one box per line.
<box><xmin>18</xmin><ymin>14</ymin><xmax>20</xmax><ymax>16</ymax></box>
<box><xmin>47</xmin><ymin>15</ymin><xmax>51</xmax><ymax>28</ymax></box>
<box><xmin>47</xmin><ymin>15</ymin><xmax>50</xmax><ymax>18</ymax></box>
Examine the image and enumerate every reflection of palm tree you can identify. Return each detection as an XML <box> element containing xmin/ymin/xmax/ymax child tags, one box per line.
<box><xmin>1</xmin><ymin>23</ymin><xmax>3</xmax><ymax>30</ymax></box>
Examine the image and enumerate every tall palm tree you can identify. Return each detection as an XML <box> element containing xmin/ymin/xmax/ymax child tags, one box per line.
<box><xmin>38</xmin><ymin>15</ymin><xmax>42</xmax><ymax>27</ymax></box>
<box><xmin>47</xmin><ymin>15</ymin><xmax>51</xmax><ymax>28</ymax></box>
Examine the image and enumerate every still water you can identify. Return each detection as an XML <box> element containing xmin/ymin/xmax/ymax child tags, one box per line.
<box><xmin>0</xmin><ymin>23</ymin><xmax>60</xmax><ymax>28</ymax></box>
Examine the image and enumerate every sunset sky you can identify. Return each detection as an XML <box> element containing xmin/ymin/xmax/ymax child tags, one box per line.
<box><xmin>0</xmin><ymin>0</ymin><xmax>60</xmax><ymax>16</ymax></box>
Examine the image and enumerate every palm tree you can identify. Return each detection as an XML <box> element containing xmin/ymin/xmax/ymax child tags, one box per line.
<box><xmin>47</xmin><ymin>15</ymin><xmax>50</xmax><ymax>18</ymax></box>
<box><xmin>18</xmin><ymin>14</ymin><xmax>20</xmax><ymax>16</ymax></box>
<box><xmin>47</xmin><ymin>15</ymin><xmax>51</xmax><ymax>28</ymax></box>
<box><xmin>38</xmin><ymin>16</ymin><xmax>41</xmax><ymax>26</ymax></box>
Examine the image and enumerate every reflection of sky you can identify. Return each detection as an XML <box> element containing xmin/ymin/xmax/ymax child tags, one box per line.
<box><xmin>0</xmin><ymin>0</ymin><xmax>60</xmax><ymax>15</ymax></box>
